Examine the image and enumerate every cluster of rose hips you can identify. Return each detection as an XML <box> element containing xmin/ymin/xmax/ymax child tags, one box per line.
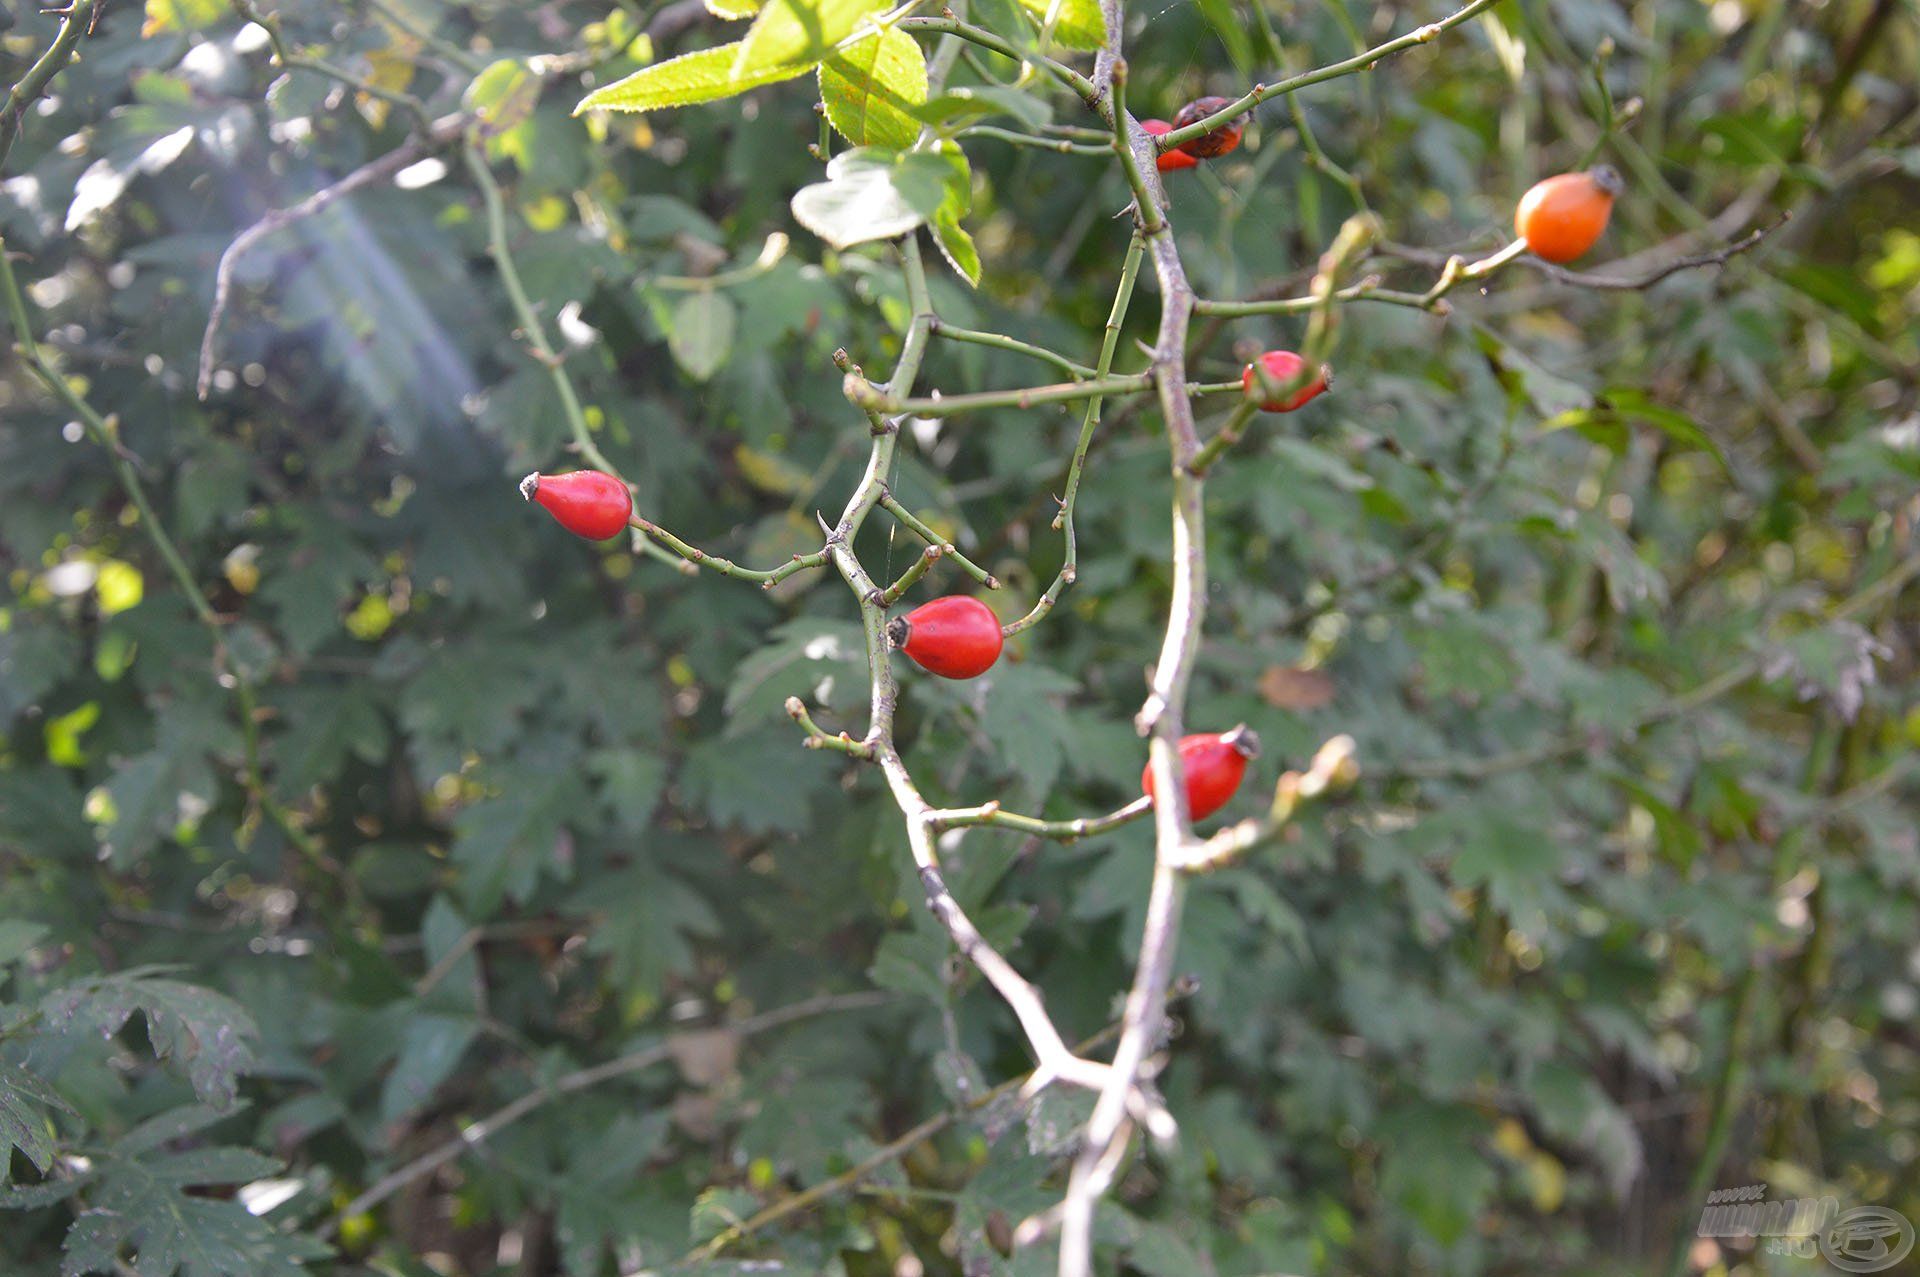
<box><xmin>518</xmin><ymin>147</ymin><xmax>1623</xmax><ymax>821</ymax></box>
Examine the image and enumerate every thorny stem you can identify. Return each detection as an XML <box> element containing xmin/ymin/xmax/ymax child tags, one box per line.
<box><xmin>876</xmin><ymin>494</ymin><xmax>999</xmax><ymax>589</ymax></box>
<box><xmin>0</xmin><ymin>0</ymin><xmax>101</xmax><ymax>170</ymax></box>
<box><xmin>1002</xmin><ymin>232</ymin><xmax>1145</xmax><ymax>637</ymax></box>
<box><xmin>1151</xmin><ymin>0</ymin><xmax>1508</xmax><ymax>154</ymax></box>
<box><xmin>849</xmin><ymin>371</ymin><xmax>1154</xmax><ymax>416</ymax></box>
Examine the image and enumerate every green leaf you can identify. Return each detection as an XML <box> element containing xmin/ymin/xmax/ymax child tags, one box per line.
<box><xmin>915</xmin><ymin>85</ymin><xmax>1052</xmax><ymax>130</ymax></box>
<box><xmin>930</xmin><ymin>147</ymin><xmax>979</xmax><ymax>285</ymax></box>
<box><xmin>789</xmin><ymin>148</ymin><xmax>954</xmax><ymax>249</ymax></box>
<box><xmin>379</xmin><ymin>1013</ymin><xmax>482</xmax><ymax>1124</ymax></box>
<box><xmin>452</xmin><ymin>767</ymin><xmax>589</xmax><ymax>915</ymax></box>
<box><xmin>734</xmin><ymin>0</ymin><xmax>891</xmax><ymax>80</ymax></box>
<box><xmin>668</xmin><ymin>289</ymin><xmax>737</xmax><ymax>381</ymax></box>
<box><xmin>42</xmin><ymin>973</ymin><xmax>260</xmax><ymax>1110</ymax></box>
<box><xmin>0</xmin><ymin>1064</ymin><xmax>68</xmax><ymax>1184</ymax></box>
<box><xmin>572</xmin><ymin>864</ymin><xmax>720</xmax><ymax>999</ymax></box>
<box><xmin>1541</xmin><ymin>388</ymin><xmax>1729</xmax><ymax>472</ymax></box>
<box><xmin>464</xmin><ymin>60</ymin><xmax>540</xmax><ymax>136</ymax></box>
<box><xmin>706</xmin><ymin>0</ymin><xmax>763</xmax><ymax>16</ymax></box>
<box><xmin>979</xmin><ymin>663</ymin><xmax>1079</xmax><ymax>804</ymax></box>
<box><xmin>819</xmin><ymin>27</ymin><xmax>928</xmax><ymax>150</ymax></box>
<box><xmin>46</xmin><ymin>1105</ymin><xmax>326</xmax><ymax>1276</ymax></box>
<box><xmin>574</xmin><ymin>42</ymin><xmax>812</xmax><ymax>115</ymax></box>
<box><xmin>1015</xmin><ymin>0</ymin><xmax>1107</xmax><ymax>49</ymax></box>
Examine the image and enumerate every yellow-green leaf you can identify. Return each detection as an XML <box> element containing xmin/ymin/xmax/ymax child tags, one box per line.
<box><xmin>1017</xmin><ymin>0</ymin><xmax>1106</xmax><ymax>50</ymax></box>
<box><xmin>706</xmin><ymin>0</ymin><xmax>763</xmax><ymax>16</ymax></box>
<box><xmin>819</xmin><ymin>28</ymin><xmax>928</xmax><ymax>150</ymax></box>
<box><xmin>143</xmin><ymin>0</ymin><xmax>225</xmax><ymax>34</ymax></box>
<box><xmin>575</xmin><ymin>41</ymin><xmax>812</xmax><ymax>114</ymax></box>
<box><xmin>733</xmin><ymin>0</ymin><xmax>891</xmax><ymax>80</ymax></box>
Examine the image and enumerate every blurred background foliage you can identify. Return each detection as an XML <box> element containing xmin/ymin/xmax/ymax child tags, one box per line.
<box><xmin>1</xmin><ymin>0</ymin><xmax>1917</xmax><ymax>1274</ymax></box>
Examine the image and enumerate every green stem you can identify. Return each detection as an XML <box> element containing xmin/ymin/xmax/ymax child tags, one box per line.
<box><xmin>930</xmin><ymin>796</ymin><xmax>1151</xmax><ymax>840</ymax></box>
<box><xmin>629</xmin><ymin>517</ymin><xmax>827</xmax><ymax>585</ymax></box>
<box><xmin>929</xmin><ymin>319</ymin><xmax>1097</xmax><ymax>378</ymax></box>
<box><xmin>898</xmin><ymin>18</ymin><xmax>1097</xmax><ymax>102</ymax></box>
<box><xmin>0</xmin><ymin>0</ymin><xmax>101</xmax><ymax>168</ymax></box>
<box><xmin>1153</xmin><ymin>0</ymin><xmax>1505</xmax><ymax>153</ymax></box>
<box><xmin>877</xmin><ymin>495</ymin><xmax>998</xmax><ymax>589</ymax></box>
<box><xmin>1185</xmin><ymin>400</ymin><xmax>1261</xmax><ymax>476</ymax></box>
<box><xmin>853</xmin><ymin>372</ymin><xmax>1153</xmax><ymax>417</ymax></box>
<box><xmin>1002</xmin><ymin>233</ymin><xmax>1143</xmax><ymax>637</ymax></box>
<box><xmin>1</xmin><ymin>238</ymin><xmax>219</xmax><ymax>629</ymax></box>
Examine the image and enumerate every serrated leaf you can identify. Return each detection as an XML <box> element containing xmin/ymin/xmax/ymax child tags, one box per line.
<box><xmin>668</xmin><ymin>290</ymin><xmax>736</xmax><ymax>381</ymax></box>
<box><xmin>1016</xmin><ymin>0</ymin><xmax>1106</xmax><ymax>49</ymax></box>
<box><xmin>48</xmin><ymin>1108</ymin><xmax>326</xmax><ymax>1277</ymax></box>
<box><xmin>819</xmin><ymin>28</ymin><xmax>928</xmax><ymax>150</ymax></box>
<box><xmin>571</xmin><ymin>865</ymin><xmax>720</xmax><ymax>1000</ymax></box>
<box><xmin>575</xmin><ymin>42</ymin><xmax>811</xmax><ymax>115</ymax></box>
<box><xmin>0</xmin><ymin>1064</ymin><xmax>68</xmax><ymax>1183</ymax></box>
<box><xmin>734</xmin><ymin>0</ymin><xmax>891</xmax><ymax>79</ymax></box>
<box><xmin>931</xmin><ymin>150</ymin><xmax>979</xmax><ymax>285</ymax></box>
<box><xmin>42</xmin><ymin>975</ymin><xmax>259</xmax><ymax>1110</ymax></box>
<box><xmin>790</xmin><ymin>148</ymin><xmax>953</xmax><ymax>249</ymax></box>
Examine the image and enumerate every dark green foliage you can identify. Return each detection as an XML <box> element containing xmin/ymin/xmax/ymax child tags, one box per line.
<box><xmin>2</xmin><ymin>0</ymin><xmax>1917</xmax><ymax>1274</ymax></box>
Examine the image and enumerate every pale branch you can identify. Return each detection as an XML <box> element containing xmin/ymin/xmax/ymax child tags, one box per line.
<box><xmin>0</xmin><ymin>0</ymin><xmax>101</xmax><ymax>171</ymax></box>
<box><xmin>324</xmin><ymin>991</ymin><xmax>892</xmax><ymax>1237</ymax></box>
<box><xmin>677</xmin><ymin>987</ymin><xmax>1194</xmax><ymax>1270</ymax></box>
<box><xmin>197</xmin><ymin>111</ymin><xmax>471</xmax><ymax>400</ymax></box>
<box><xmin>1053</xmin><ymin>13</ymin><xmax>1217</xmax><ymax>1271</ymax></box>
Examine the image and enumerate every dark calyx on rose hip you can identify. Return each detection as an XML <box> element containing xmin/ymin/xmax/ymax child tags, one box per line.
<box><xmin>888</xmin><ymin>595</ymin><xmax>1004</xmax><ymax>680</ymax></box>
<box><xmin>1141</xmin><ymin>725</ymin><xmax>1262</xmax><ymax>821</ymax></box>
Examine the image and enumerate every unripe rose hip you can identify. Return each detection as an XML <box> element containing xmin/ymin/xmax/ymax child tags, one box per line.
<box><xmin>1141</xmin><ymin>726</ymin><xmax>1261</xmax><ymax>820</ymax></box>
<box><xmin>1514</xmin><ymin>166</ymin><xmax>1623</xmax><ymax>264</ymax></box>
<box><xmin>1241</xmin><ymin>350</ymin><xmax>1330</xmax><ymax>412</ymax></box>
<box><xmin>1170</xmin><ymin>96</ymin><xmax>1244</xmax><ymax>159</ymax></box>
<box><xmin>520</xmin><ymin>470</ymin><xmax>633</xmax><ymax>541</ymax></box>
<box><xmin>1141</xmin><ymin>119</ymin><xmax>1199</xmax><ymax>172</ymax></box>
<box><xmin>887</xmin><ymin>595</ymin><xmax>1003</xmax><ymax>680</ymax></box>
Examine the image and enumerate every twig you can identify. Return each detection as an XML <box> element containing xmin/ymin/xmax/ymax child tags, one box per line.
<box><xmin>1151</xmin><ymin>0</ymin><xmax>1506</xmax><ymax>155</ymax></box>
<box><xmin>1002</xmin><ymin>233</ymin><xmax>1145</xmax><ymax>637</ymax></box>
<box><xmin>324</xmin><ymin>991</ymin><xmax>892</xmax><ymax>1236</ymax></box>
<box><xmin>197</xmin><ymin>112</ymin><xmax>471</xmax><ymax>399</ymax></box>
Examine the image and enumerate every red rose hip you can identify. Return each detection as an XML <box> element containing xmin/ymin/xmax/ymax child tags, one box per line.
<box><xmin>888</xmin><ymin>595</ymin><xmax>1004</xmax><ymax>680</ymax></box>
<box><xmin>1141</xmin><ymin>119</ymin><xmax>1199</xmax><ymax>172</ymax></box>
<box><xmin>1141</xmin><ymin>726</ymin><xmax>1261</xmax><ymax>820</ymax></box>
<box><xmin>1242</xmin><ymin>350</ymin><xmax>1330</xmax><ymax>412</ymax></box>
<box><xmin>1170</xmin><ymin>96</ymin><xmax>1244</xmax><ymax>159</ymax></box>
<box><xmin>520</xmin><ymin>470</ymin><xmax>634</xmax><ymax>541</ymax></box>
